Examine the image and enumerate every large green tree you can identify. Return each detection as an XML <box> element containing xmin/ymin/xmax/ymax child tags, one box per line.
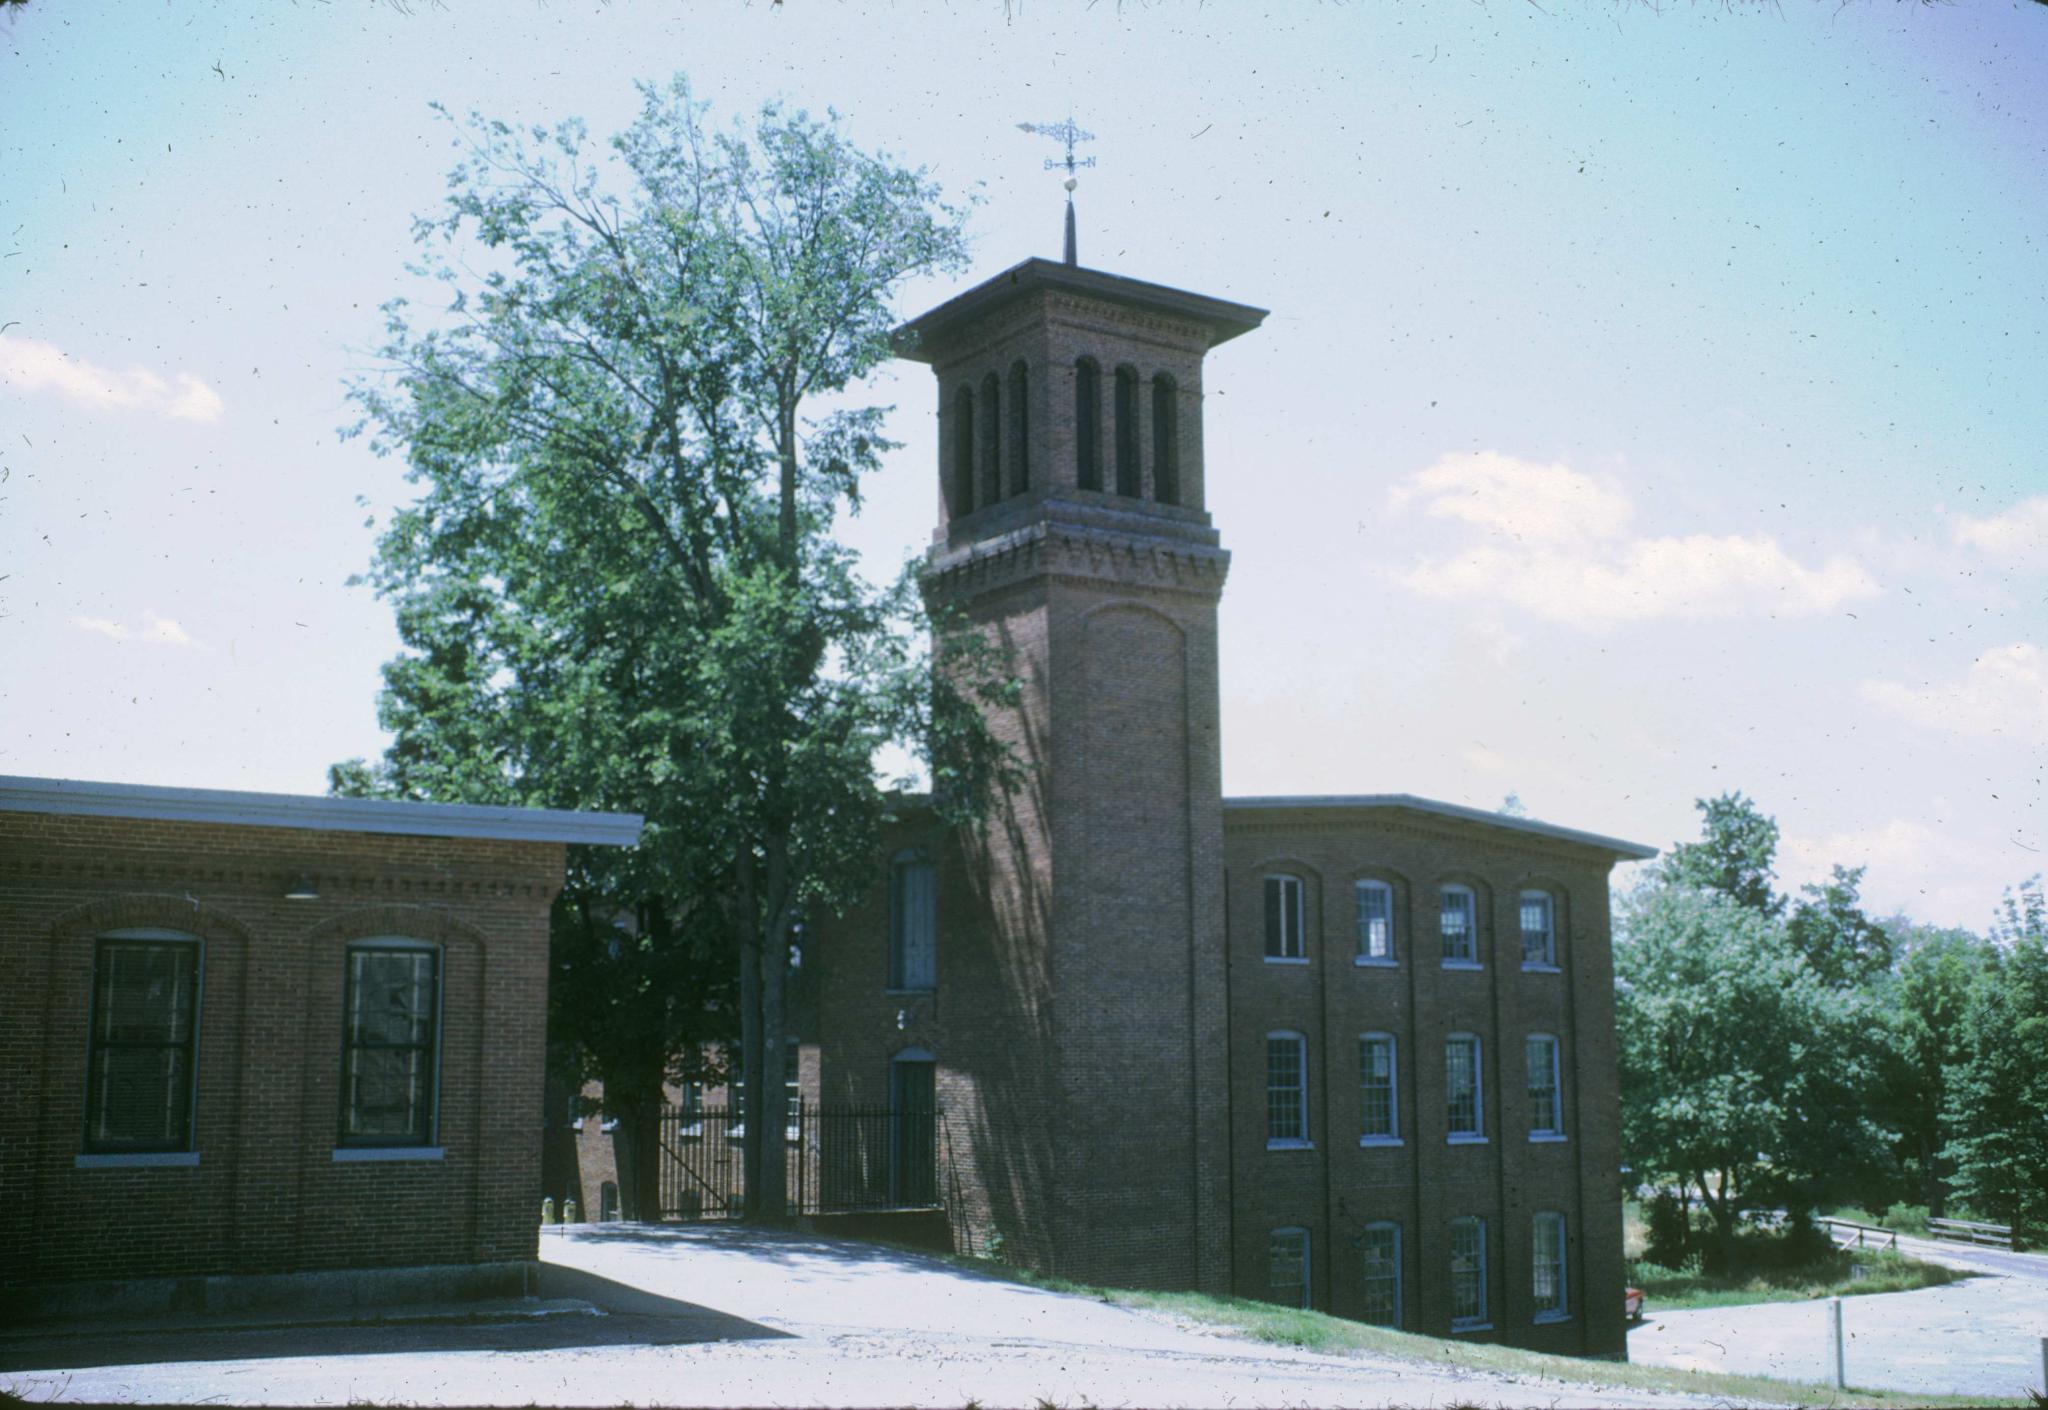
<box><xmin>335</xmin><ymin>77</ymin><xmax>1009</xmax><ymax>1219</ymax></box>
<box><xmin>1941</xmin><ymin>880</ymin><xmax>2048</xmax><ymax>1237</ymax></box>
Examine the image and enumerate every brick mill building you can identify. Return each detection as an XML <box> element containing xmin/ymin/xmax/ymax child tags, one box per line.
<box><xmin>0</xmin><ymin>777</ymin><xmax>640</xmax><ymax>1320</ymax></box>
<box><xmin>559</xmin><ymin>254</ymin><xmax>1656</xmax><ymax>1358</ymax></box>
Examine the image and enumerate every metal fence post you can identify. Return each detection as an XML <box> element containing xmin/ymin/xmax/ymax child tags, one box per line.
<box><xmin>1828</xmin><ymin>1297</ymin><xmax>1845</xmax><ymax>1390</ymax></box>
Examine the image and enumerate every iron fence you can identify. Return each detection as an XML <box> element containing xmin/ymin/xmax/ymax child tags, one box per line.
<box><xmin>657</xmin><ymin>1102</ymin><xmax>943</xmax><ymax>1220</ymax></box>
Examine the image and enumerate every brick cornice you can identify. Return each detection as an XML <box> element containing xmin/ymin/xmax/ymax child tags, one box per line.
<box><xmin>1223</xmin><ymin>813</ymin><xmax>1615</xmax><ymax>869</ymax></box>
<box><xmin>923</xmin><ymin>517</ymin><xmax>1230</xmax><ymax>604</ymax></box>
<box><xmin>1</xmin><ymin>851</ymin><xmax>558</xmax><ymax>901</ymax></box>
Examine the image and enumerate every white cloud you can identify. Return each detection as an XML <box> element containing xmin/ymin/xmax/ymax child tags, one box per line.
<box><xmin>70</xmin><ymin>611</ymin><xmax>200</xmax><ymax>648</ymax></box>
<box><xmin>1864</xmin><ymin>642</ymin><xmax>2048</xmax><ymax>746</ymax></box>
<box><xmin>1953</xmin><ymin>495</ymin><xmax>2048</xmax><ymax>565</ymax></box>
<box><xmin>1781</xmin><ymin>818</ymin><xmax>2007</xmax><ymax>931</ymax></box>
<box><xmin>1387</xmin><ymin>452</ymin><xmax>1879</xmax><ymax>626</ymax></box>
<box><xmin>72</xmin><ymin>616</ymin><xmax>130</xmax><ymax>642</ymax></box>
<box><xmin>0</xmin><ymin>335</ymin><xmax>224</xmax><ymax>423</ymax></box>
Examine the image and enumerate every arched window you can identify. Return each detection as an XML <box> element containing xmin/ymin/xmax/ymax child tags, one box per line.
<box><xmin>1519</xmin><ymin>889</ymin><xmax>1558</xmax><ymax>969</ymax></box>
<box><xmin>1450</xmin><ymin>1216</ymin><xmax>1489</xmax><ymax>1329</ymax></box>
<box><xmin>1265</xmin><ymin>1031</ymin><xmax>1310</xmax><ymax>1147</ymax></box>
<box><xmin>85</xmin><ymin>928</ymin><xmax>202</xmax><ymax>1156</ymax></box>
<box><xmin>1361</xmin><ymin>1221</ymin><xmax>1402</xmax><ymax>1327</ymax></box>
<box><xmin>1527</xmin><ymin>1033</ymin><xmax>1564</xmax><ymax>1139</ymax></box>
<box><xmin>1263</xmin><ymin>873</ymin><xmax>1307</xmax><ymax>962</ymax></box>
<box><xmin>1359</xmin><ymin>1032</ymin><xmax>1399</xmax><ymax>1143</ymax></box>
<box><xmin>1268</xmin><ymin>1226</ymin><xmax>1311</xmax><ymax>1309</ymax></box>
<box><xmin>1009</xmin><ymin>360</ymin><xmax>1030</xmax><ymax>496</ymax></box>
<box><xmin>1355</xmin><ymin>879</ymin><xmax>1395</xmax><ymax>965</ymax></box>
<box><xmin>1532</xmin><ymin>1212</ymin><xmax>1569</xmax><ymax>1322</ymax></box>
<box><xmin>1151</xmin><ymin>373</ymin><xmax>1179</xmax><ymax>504</ymax></box>
<box><xmin>888</xmin><ymin>851</ymin><xmax>937</xmax><ymax>992</ymax></box>
<box><xmin>1113</xmin><ymin>365</ymin><xmax>1140</xmax><ymax>497</ymax></box>
<box><xmin>952</xmin><ymin>386</ymin><xmax>976</xmax><ymax>517</ymax></box>
<box><xmin>979</xmin><ymin>371</ymin><xmax>1003</xmax><ymax>508</ymax></box>
<box><xmin>1074</xmin><ymin>358</ymin><xmax>1101</xmax><ymax>490</ymax></box>
<box><xmin>1440</xmin><ymin>884</ymin><xmax>1480</xmax><ymax>967</ymax></box>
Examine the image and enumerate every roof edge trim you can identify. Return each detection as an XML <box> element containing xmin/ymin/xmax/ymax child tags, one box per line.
<box><xmin>1223</xmin><ymin>793</ymin><xmax>1657</xmax><ymax>860</ymax></box>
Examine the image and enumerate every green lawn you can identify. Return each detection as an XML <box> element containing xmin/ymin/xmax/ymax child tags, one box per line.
<box><xmin>916</xmin><ymin>1247</ymin><xmax>2023</xmax><ymax>1410</ymax></box>
<box><xmin>1629</xmin><ymin>1246</ymin><xmax>1968</xmax><ymax>1312</ymax></box>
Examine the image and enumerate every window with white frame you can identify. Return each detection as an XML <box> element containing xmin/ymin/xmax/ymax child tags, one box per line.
<box><xmin>888</xmin><ymin>851</ymin><xmax>937</xmax><ymax>991</ymax></box>
<box><xmin>1268</xmin><ymin>1226</ymin><xmax>1311</xmax><ymax>1309</ymax></box>
<box><xmin>1440</xmin><ymin>885</ymin><xmax>1478</xmax><ymax>965</ymax></box>
<box><xmin>1361</xmin><ymin>1221</ymin><xmax>1401</xmax><ymax>1327</ymax></box>
<box><xmin>339</xmin><ymin>939</ymin><xmax>440</xmax><ymax>1147</ymax></box>
<box><xmin>1533</xmin><ymin>1212</ymin><xmax>1569</xmax><ymax>1321</ymax></box>
<box><xmin>85</xmin><ymin>930</ymin><xmax>202</xmax><ymax>1154</ymax></box>
<box><xmin>1355</xmin><ymin>880</ymin><xmax>1395</xmax><ymax>964</ymax></box>
<box><xmin>1451</xmin><ymin>1216</ymin><xmax>1488</xmax><ymax>1329</ymax></box>
<box><xmin>1520</xmin><ymin>890</ymin><xmax>1557</xmax><ymax>969</ymax></box>
<box><xmin>1359</xmin><ymin>1033</ymin><xmax>1399</xmax><ymax>1143</ymax></box>
<box><xmin>1264</xmin><ymin>874</ymin><xmax>1307</xmax><ymax>961</ymax></box>
<box><xmin>1527</xmin><ymin>1034</ymin><xmax>1564</xmax><ymax>1138</ymax></box>
<box><xmin>1446</xmin><ymin>1033</ymin><xmax>1484</xmax><ymax>1140</ymax></box>
<box><xmin>1266</xmin><ymin>1032</ymin><xmax>1309</xmax><ymax>1146</ymax></box>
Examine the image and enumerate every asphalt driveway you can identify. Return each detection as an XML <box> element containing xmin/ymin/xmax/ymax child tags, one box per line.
<box><xmin>5</xmin><ymin>1223</ymin><xmax>1750</xmax><ymax>1409</ymax></box>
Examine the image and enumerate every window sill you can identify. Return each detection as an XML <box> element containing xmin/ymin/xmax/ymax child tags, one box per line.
<box><xmin>1451</xmin><ymin>1321</ymin><xmax>1493</xmax><ymax>1334</ymax></box>
<box><xmin>1521</xmin><ymin>963</ymin><xmax>1562</xmax><ymax>974</ymax></box>
<box><xmin>333</xmin><ymin>1146</ymin><xmax>444</xmax><ymax>1163</ymax></box>
<box><xmin>1358</xmin><ymin>1136</ymin><xmax>1404</xmax><ymax>1148</ymax></box>
<box><xmin>1265</xmin><ymin>1138</ymin><xmax>1315</xmax><ymax>1151</ymax></box>
<box><xmin>76</xmin><ymin>1151</ymin><xmax>198</xmax><ymax>1169</ymax></box>
<box><xmin>1529</xmin><ymin>1132</ymin><xmax>1569</xmax><ymax>1144</ymax></box>
<box><xmin>1440</xmin><ymin>959</ymin><xmax>1483</xmax><ymax>972</ymax></box>
<box><xmin>1447</xmin><ymin>1133</ymin><xmax>1489</xmax><ymax>1145</ymax></box>
<box><xmin>1264</xmin><ymin>956</ymin><xmax>1310</xmax><ymax>966</ymax></box>
<box><xmin>1353</xmin><ymin>957</ymin><xmax>1398</xmax><ymax>969</ymax></box>
<box><xmin>1533</xmin><ymin>1311</ymin><xmax>1573</xmax><ymax>1325</ymax></box>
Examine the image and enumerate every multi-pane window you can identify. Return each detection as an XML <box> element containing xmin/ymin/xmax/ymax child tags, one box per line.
<box><xmin>1361</xmin><ymin>1221</ymin><xmax>1401</xmax><ymax>1327</ymax></box>
<box><xmin>1268</xmin><ymin>1226</ymin><xmax>1311</xmax><ymax>1309</ymax></box>
<box><xmin>340</xmin><ymin>941</ymin><xmax>440</xmax><ymax>1147</ymax></box>
<box><xmin>85</xmin><ymin>932</ymin><xmax>201</xmax><ymax>1153</ymax></box>
<box><xmin>1528</xmin><ymin>1034</ymin><xmax>1564</xmax><ymax>1138</ymax></box>
<box><xmin>785</xmin><ymin>1037</ymin><xmax>803</xmax><ymax>1140</ymax></box>
<box><xmin>1451</xmin><ymin>1216</ymin><xmax>1488</xmax><ymax>1329</ymax></box>
<box><xmin>1446</xmin><ymin>1034</ymin><xmax>1484</xmax><ymax>1140</ymax></box>
<box><xmin>1520</xmin><ymin>890</ymin><xmax>1557</xmax><ymax>968</ymax></box>
<box><xmin>1533</xmin><ymin>1212</ymin><xmax>1569</xmax><ymax>1321</ymax></box>
<box><xmin>1440</xmin><ymin>885</ymin><xmax>1478</xmax><ymax>965</ymax></box>
<box><xmin>1264</xmin><ymin>874</ymin><xmax>1307</xmax><ymax>961</ymax></box>
<box><xmin>1355</xmin><ymin>880</ymin><xmax>1395</xmax><ymax>964</ymax></box>
<box><xmin>1266</xmin><ymin>1032</ymin><xmax>1308</xmax><ymax>1146</ymax></box>
<box><xmin>889</xmin><ymin>852</ymin><xmax>937</xmax><ymax>991</ymax></box>
<box><xmin>1360</xmin><ymin>1033</ymin><xmax>1399</xmax><ymax>1143</ymax></box>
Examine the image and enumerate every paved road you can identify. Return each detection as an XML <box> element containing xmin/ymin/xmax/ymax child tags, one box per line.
<box><xmin>1628</xmin><ymin>1253</ymin><xmax>2048</xmax><ymax>1401</ymax></box>
<box><xmin>5</xmin><ymin>1223</ymin><xmax>1756</xmax><ymax>1409</ymax></box>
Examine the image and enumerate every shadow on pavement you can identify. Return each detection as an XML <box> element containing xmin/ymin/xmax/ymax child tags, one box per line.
<box><xmin>0</xmin><ymin>1266</ymin><xmax>789</xmax><ymax>1374</ymax></box>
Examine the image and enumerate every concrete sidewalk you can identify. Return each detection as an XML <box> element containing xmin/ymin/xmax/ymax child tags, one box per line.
<box><xmin>2</xmin><ymin>1222</ymin><xmax>1759</xmax><ymax>1408</ymax></box>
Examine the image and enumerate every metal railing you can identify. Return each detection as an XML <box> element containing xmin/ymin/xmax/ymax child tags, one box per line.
<box><xmin>658</xmin><ymin>1102</ymin><xmax>944</xmax><ymax>1220</ymax></box>
<box><xmin>1928</xmin><ymin>1216</ymin><xmax>2014</xmax><ymax>1249</ymax></box>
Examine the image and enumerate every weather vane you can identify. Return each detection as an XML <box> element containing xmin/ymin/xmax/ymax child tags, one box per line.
<box><xmin>1016</xmin><ymin>117</ymin><xmax>1096</xmax><ymax>267</ymax></box>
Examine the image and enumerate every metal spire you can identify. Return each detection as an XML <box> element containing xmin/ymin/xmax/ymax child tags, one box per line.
<box><xmin>1016</xmin><ymin>117</ymin><xmax>1096</xmax><ymax>266</ymax></box>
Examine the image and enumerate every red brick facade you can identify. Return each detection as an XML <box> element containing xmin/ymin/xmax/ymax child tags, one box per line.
<box><xmin>0</xmin><ymin>797</ymin><xmax>614</xmax><ymax>1303</ymax></box>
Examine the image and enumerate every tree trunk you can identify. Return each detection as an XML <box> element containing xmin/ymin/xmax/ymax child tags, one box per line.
<box><xmin>608</xmin><ymin>1065</ymin><xmax>669</xmax><ymax>1222</ymax></box>
<box><xmin>754</xmin><ymin>835</ymin><xmax>793</xmax><ymax>1219</ymax></box>
<box><xmin>736</xmin><ymin>847</ymin><xmax>765</xmax><ymax>1219</ymax></box>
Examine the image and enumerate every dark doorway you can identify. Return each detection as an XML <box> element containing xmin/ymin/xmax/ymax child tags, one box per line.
<box><xmin>889</xmin><ymin>1051</ymin><xmax>936</xmax><ymax>1208</ymax></box>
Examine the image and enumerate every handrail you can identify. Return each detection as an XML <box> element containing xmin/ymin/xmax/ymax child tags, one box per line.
<box><xmin>1928</xmin><ymin>1216</ymin><xmax>2014</xmax><ymax>1248</ymax></box>
<box><xmin>1818</xmin><ymin>1216</ymin><xmax>1897</xmax><ymax>1250</ymax></box>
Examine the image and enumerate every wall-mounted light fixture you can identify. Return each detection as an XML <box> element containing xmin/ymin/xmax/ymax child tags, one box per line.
<box><xmin>284</xmin><ymin>874</ymin><xmax>320</xmax><ymax>901</ymax></box>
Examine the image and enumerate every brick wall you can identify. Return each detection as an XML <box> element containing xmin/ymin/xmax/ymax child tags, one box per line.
<box><xmin>0</xmin><ymin>811</ymin><xmax>563</xmax><ymax>1291</ymax></box>
<box><xmin>1221</xmin><ymin>805</ymin><xmax>1627</xmax><ymax>1357</ymax></box>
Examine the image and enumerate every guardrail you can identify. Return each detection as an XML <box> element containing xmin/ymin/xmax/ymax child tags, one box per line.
<box><xmin>1818</xmin><ymin>1216</ymin><xmax>1897</xmax><ymax>1250</ymax></box>
<box><xmin>1928</xmin><ymin>1216</ymin><xmax>2014</xmax><ymax>1249</ymax></box>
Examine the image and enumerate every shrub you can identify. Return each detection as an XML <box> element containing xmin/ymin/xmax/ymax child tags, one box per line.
<box><xmin>1644</xmin><ymin>1190</ymin><xmax>1693</xmax><ymax>1268</ymax></box>
<box><xmin>1881</xmin><ymin>1202</ymin><xmax>1930</xmax><ymax>1235</ymax></box>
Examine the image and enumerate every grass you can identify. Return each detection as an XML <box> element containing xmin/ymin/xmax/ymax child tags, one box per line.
<box><xmin>902</xmin><ymin>1243</ymin><xmax>2025</xmax><ymax>1410</ymax></box>
<box><xmin>1629</xmin><ymin>1246</ymin><xmax>1968</xmax><ymax>1312</ymax></box>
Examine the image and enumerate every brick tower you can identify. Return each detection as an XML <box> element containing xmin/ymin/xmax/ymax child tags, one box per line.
<box><xmin>896</xmin><ymin>258</ymin><xmax>1265</xmax><ymax>1291</ymax></box>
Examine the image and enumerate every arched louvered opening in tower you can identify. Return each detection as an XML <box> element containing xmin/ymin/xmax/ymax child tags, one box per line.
<box><xmin>1151</xmin><ymin>373</ymin><xmax>1180</xmax><ymax>506</ymax></box>
<box><xmin>952</xmin><ymin>385</ymin><xmax>976</xmax><ymax>517</ymax></box>
<box><xmin>1113</xmin><ymin>365</ymin><xmax>1141</xmax><ymax>498</ymax></box>
<box><xmin>1008</xmin><ymin>360</ymin><xmax>1030</xmax><ymax>496</ymax></box>
<box><xmin>1074</xmin><ymin>357</ymin><xmax>1102</xmax><ymax>492</ymax></box>
<box><xmin>979</xmin><ymin>372</ymin><xmax>1003</xmax><ymax>508</ymax></box>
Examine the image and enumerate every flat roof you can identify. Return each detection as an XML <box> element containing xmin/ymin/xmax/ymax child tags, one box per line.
<box><xmin>0</xmin><ymin>775</ymin><xmax>644</xmax><ymax>847</ymax></box>
<box><xmin>894</xmin><ymin>257</ymin><xmax>1268</xmax><ymax>362</ymax></box>
<box><xmin>1224</xmin><ymin>793</ymin><xmax>1657</xmax><ymax>860</ymax></box>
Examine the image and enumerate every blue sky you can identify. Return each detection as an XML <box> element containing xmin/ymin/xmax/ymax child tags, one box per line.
<box><xmin>2</xmin><ymin>1</ymin><xmax>2043</xmax><ymax>929</ymax></box>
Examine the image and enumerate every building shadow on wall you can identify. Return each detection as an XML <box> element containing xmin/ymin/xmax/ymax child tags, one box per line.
<box><xmin>0</xmin><ymin>1264</ymin><xmax>787</xmax><ymax>1374</ymax></box>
